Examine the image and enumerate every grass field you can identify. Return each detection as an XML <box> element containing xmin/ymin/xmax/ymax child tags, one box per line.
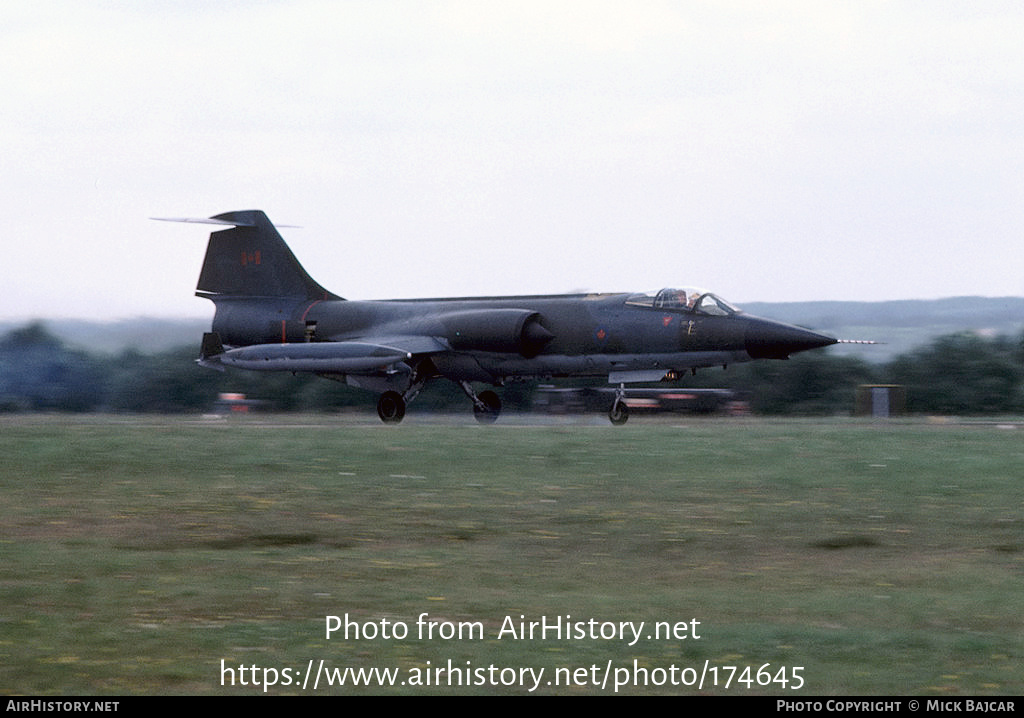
<box><xmin>1</xmin><ymin>414</ymin><xmax>1021</xmax><ymax>695</ymax></box>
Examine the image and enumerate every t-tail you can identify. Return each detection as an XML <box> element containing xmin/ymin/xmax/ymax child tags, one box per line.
<box><xmin>157</xmin><ymin>210</ymin><xmax>341</xmax><ymax>301</ymax></box>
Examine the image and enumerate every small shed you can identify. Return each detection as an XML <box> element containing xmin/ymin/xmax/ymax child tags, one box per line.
<box><xmin>855</xmin><ymin>385</ymin><xmax>906</xmax><ymax>417</ymax></box>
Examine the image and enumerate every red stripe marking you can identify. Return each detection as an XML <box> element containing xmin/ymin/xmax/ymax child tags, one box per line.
<box><xmin>300</xmin><ymin>299</ymin><xmax>324</xmax><ymax>323</ymax></box>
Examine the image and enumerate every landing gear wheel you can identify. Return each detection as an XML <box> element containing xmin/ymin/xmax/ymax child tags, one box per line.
<box><xmin>473</xmin><ymin>390</ymin><xmax>502</xmax><ymax>425</ymax></box>
<box><xmin>608</xmin><ymin>401</ymin><xmax>629</xmax><ymax>425</ymax></box>
<box><xmin>377</xmin><ymin>391</ymin><xmax>406</xmax><ymax>423</ymax></box>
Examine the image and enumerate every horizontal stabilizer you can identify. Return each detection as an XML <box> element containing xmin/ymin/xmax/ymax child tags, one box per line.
<box><xmin>152</xmin><ymin>215</ymin><xmax>300</xmax><ymax>228</ymax></box>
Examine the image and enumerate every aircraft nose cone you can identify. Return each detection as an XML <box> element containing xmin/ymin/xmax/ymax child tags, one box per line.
<box><xmin>744</xmin><ymin>318</ymin><xmax>837</xmax><ymax>359</ymax></box>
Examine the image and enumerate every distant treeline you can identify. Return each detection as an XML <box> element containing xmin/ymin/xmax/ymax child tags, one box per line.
<box><xmin>2</xmin><ymin>321</ymin><xmax>1023</xmax><ymax>415</ymax></box>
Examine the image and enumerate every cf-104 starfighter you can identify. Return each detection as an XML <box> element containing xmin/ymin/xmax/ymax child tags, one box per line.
<box><xmin>160</xmin><ymin>210</ymin><xmax>839</xmax><ymax>424</ymax></box>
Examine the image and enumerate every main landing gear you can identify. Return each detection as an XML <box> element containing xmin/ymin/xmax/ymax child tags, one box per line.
<box><xmin>376</xmin><ymin>377</ymin><xmax>427</xmax><ymax>424</ymax></box>
<box><xmin>460</xmin><ymin>381</ymin><xmax>502</xmax><ymax>425</ymax></box>
<box><xmin>376</xmin><ymin>382</ymin><xmax>502</xmax><ymax>424</ymax></box>
<box><xmin>377</xmin><ymin>391</ymin><xmax>406</xmax><ymax>423</ymax></box>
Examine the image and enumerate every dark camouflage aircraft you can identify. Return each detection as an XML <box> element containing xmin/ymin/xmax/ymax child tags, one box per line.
<box><xmin>160</xmin><ymin>210</ymin><xmax>840</xmax><ymax>424</ymax></box>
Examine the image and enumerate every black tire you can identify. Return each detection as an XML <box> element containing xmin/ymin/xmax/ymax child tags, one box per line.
<box><xmin>473</xmin><ymin>390</ymin><xmax>501</xmax><ymax>424</ymax></box>
<box><xmin>377</xmin><ymin>391</ymin><xmax>406</xmax><ymax>423</ymax></box>
<box><xmin>608</xmin><ymin>401</ymin><xmax>629</xmax><ymax>425</ymax></box>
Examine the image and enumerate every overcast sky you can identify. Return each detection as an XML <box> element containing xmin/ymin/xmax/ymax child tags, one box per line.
<box><xmin>4</xmin><ymin>1</ymin><xmax>1023</xmax><ymax>320</ymax></box>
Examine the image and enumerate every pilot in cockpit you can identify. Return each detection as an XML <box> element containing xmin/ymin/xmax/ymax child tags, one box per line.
<box><xmin>655</xmin><ymin>288</ymin><xmax>687</xmax><ymax>309</ymax></box>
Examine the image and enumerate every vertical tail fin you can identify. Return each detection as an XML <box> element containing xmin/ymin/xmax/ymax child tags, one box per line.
<box><xmin>161</xmin><ymin>210</ymin><xmax>341</xmax><ymax>301</ymax></box>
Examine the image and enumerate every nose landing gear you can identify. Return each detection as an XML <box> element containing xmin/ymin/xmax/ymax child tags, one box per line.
<box><xmin>608</xmin><ymin>384</ymin><xmax>629</xmax><ymax>425</ymax></box>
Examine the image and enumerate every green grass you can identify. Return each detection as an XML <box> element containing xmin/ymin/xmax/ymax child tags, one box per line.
<box><xmin>1</xmin><ymin>415</ymin><xmax>1021</xmax><ymax>694</ymax></box>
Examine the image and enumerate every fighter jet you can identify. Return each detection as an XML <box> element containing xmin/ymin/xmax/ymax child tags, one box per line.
<box><xmin>159</xmin><ymin>210</ymin><xmax>839</xmax><ymax>424</ymax></box>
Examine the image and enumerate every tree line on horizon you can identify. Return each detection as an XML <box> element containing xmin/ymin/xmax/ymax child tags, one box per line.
<box><xmin>2</xmin><ymin>321</ymin><xmax>1023</xmax><ymax>416</ymax></box>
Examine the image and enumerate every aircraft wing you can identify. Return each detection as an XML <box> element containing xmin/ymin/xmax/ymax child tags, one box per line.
<box><xmin>337</xmin><ymin>335</ymin><xmax>451</xmax><ymax>356</ymax></box>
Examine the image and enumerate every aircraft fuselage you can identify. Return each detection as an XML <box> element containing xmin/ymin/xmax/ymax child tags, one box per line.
<box><xmin>209</xmin><ymin>292</ymin><xmax>830</xmax><ymax>385</ymax></box>
<box><xmin>163</xmin><ymin>209</ymin><xmax>838</xmax><ymax>424</ymax></box>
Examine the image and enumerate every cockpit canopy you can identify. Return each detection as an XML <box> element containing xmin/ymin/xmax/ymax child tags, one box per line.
<box><xmin>625</xmin><ymin>288</ymin><xmax>740</xmax><ymax>316</ymax></box>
